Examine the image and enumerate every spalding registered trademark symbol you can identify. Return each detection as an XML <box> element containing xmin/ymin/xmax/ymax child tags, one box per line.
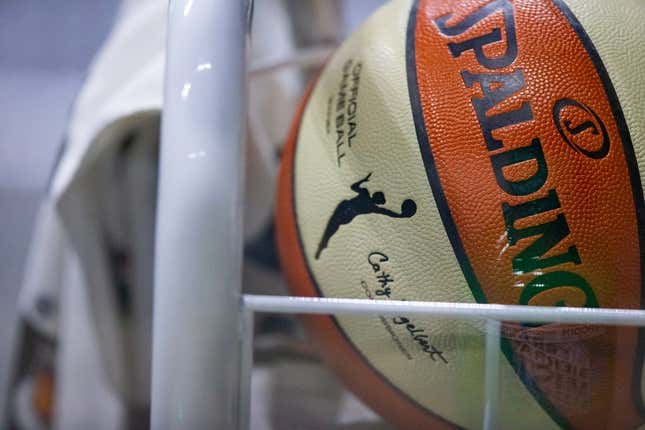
<box><xmin>553</xmin><ymin>98</ymin><xmax>610</xmax><ymax>159</ymax></box>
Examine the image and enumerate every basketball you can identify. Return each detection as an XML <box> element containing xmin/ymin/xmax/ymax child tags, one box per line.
<box><xmin>275</xmin><ymin>0</ymin><xmax>645</xmax><ymax>428</ymax></box>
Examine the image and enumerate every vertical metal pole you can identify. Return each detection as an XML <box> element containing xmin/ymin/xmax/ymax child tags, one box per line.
<box><xmin>482</xmin><ymin>319</ymin><xmax>501</xmax><ymax>430</ymax></box>
<box><xmin>238</xmin><ymin>306</ymin><xmax>254</xmax><ymax>430</ymax></box>
<box><xmin>152</xmin><ymin>0</ymin><xmax>248</xmax><ymax>428</ymax></box>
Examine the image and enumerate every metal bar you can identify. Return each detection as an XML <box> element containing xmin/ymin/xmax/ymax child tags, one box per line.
<box><xmin>249</xmin><ymin>44</ymin><xmax>335</xmax><ymax>77</ymax></box>
<box><xmin>238</xmin><ymin>306</ymin><xmax>254</xmax><ymax>430</ymax></box>
<box><xmin>243</xmin><ymin>294</ymin><xmax>645</xmax><ymax>326</ymax></box>
<box><xmin>152</xmin><ymin>0</ymin><xmax>248</xmax><ymax>428</ymax></box>
<box><xmin>482</xmin><ymin>319</ymin><xmax>501</xmax><ymax>430</ymax></box>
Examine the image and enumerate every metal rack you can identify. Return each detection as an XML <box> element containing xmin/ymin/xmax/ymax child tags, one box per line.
<box><xmin>153</xmin><ymin>1</ymin><xmax>645</xmax><ymax>429</ymax></box>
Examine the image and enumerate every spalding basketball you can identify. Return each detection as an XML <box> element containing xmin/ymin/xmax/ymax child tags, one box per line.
<box><xmin>276</xmin><ymin>0</ymin><xmax>645</xmax><ymax>428</ymax></box>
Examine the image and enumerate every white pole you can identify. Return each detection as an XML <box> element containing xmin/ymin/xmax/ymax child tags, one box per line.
<box><xmin>152</xmin><ymin>0</ymin><xmax>248</xmax><ymax>428</ymax></box>
<box><xmin>482</xmin><ymin>319</ymin><xmax>501</xmax><ymax>430</ymax></box>
<box><xmin>238</xmin><ymin>307</ymin><xmax>254</xmax><ymax>430</ymax></box>
<box><xmin>243</xmin><ymin>294</ymin><xmax>645</xmax><ymax>326</ymax></box>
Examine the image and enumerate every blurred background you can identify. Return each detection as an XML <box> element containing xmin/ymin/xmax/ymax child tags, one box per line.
<box><xmin>0</xmin><ymin>1</ymin><xmax>385</xmax><ymax>428</ymax></box>
<box><xmin>0</xmin><ymin>0</ymin><xmax>119</xmax><ymax>396</ymax></box>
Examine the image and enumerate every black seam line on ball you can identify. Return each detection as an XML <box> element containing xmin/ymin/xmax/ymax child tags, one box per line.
<box><xmin>404</xmin><ymin>0</ymin><xmax>590</xmax><ymax>428</ymax></box>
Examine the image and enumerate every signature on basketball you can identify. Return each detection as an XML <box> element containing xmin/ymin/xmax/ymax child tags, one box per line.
<box><xmin>366</xmin><ymin>252</ymin><xmax>448</xmax><ymax>364</ymax></box>
<box><xmin>392</xmin><ymin>316</ymin><xmax>448</xmax><ymax>364</ymax></box>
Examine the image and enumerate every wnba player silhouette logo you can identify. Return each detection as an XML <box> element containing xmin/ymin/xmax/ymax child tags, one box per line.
<box><xmin>315</xmin><ymin>172</ymin><xmax>417</xmax><ymax>259</ymax></box>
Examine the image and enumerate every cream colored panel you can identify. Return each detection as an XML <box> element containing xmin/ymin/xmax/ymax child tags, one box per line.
<box><xmin>292</xmin><ymin>0</ymin><xmax>558</xmax><ymax>428</ymax></box>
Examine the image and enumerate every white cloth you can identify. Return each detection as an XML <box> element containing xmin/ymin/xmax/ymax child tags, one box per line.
<box><xmin>14</xmin><ymin>0</ymin><xmax>388</xmax><ymax>428</ymax></box>
<box><xmin>20</xmin><ymin>0</ymin><xmax>303</xmax><ymax>427</ymax></box>
<box><xmin>53</xmin><ymin>0</ymin><xmax>300</xmax><ymax>412</ymax></box>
